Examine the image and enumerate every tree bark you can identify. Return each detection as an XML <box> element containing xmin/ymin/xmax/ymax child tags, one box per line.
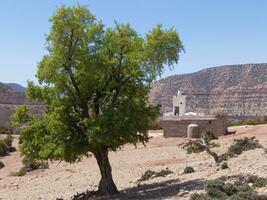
<box><xmin>94</xmin><ymin>148</ymin><xmax>119</xmax><ymax>195</ymax></box>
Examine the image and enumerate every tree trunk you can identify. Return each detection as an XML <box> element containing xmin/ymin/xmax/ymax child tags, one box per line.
<box><xmin>94</xmin><ymin>148</ymin><xmax>119</xmax><ymax>195</ymax></box>
<box><xmin>205</xmin><ymin>146</ymin><xmax>219</xmax><ymax>163</ymax></box>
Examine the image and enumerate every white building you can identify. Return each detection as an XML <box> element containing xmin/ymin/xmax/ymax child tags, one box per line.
<box><xmin>172</xmin><ymin>90</ymin><xmax>186</xmax><ymax>116</ymax></box>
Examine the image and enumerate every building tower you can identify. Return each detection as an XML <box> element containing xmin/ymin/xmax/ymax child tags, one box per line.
<box><xmin>173</xmin><ymin>90</ymin><xmax>186</xmax><ymax>116</ymax></box>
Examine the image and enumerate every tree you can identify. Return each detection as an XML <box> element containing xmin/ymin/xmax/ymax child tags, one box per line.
<box><xmin>14</xmin><ymin>5</ymin><xmax>183</xmax><ymax>195</ymax></box>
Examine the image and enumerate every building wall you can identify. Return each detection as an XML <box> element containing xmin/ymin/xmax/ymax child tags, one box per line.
<box><xmin>173</xmin><ymin>91</ymin><xmax>186</xmax><ymax>116</ymax></box>
<box><xmin>162</xmin><ymin>117</ymin><xmax>227</xmax><ymax>137</ymax></box>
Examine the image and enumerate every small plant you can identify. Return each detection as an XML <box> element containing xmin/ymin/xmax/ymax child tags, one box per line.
<box><xmin>221</xmin><ymin>162</ymin><xmax>229</xmax><ymax>169</ymax></box>
<box><xmin>227</xmin><ymin>137</ymin><xmax>262</xmax><ymax>158</ymax></box>
<box><xmin>138</xmin><ymin>168</ymin><xmax>173</xmax><ymax>182</ymax></box>
<box><xmin>183</xmin><ymin>166</ymin><xmax>195</xmax><ymax>174</ymax></box>
<box><xmin>0</xmin><ymin>135</ymin><xmax>16</xmax><ymax>157</ymax></box>
<box><xmin>190</xmin><ymin>177</ymin><xmax>267</xmax><ymax>200</ymax></box>
<box><xmin>182</xmin><ymin>140</ymin><xmax>206</xmax><ymax>154</ymax></box>
<box><xmin>138</xmin><ymin>169</ymin><xmax>156</xmax><ymax>181</ymax></box>
<box><xmin>154</xmin><ymin>168</ymin><xmax>173</xmax><ymax>177</ymax></box>
<box><xmin>0</xmin><ymin>160</ymin><xmax>4</xmax><ymax>169</ymax></box>
<box><xmin>247</xmin><ymin>175</ymin><xmax>267</xmax><ymax>188</ymax></box>
<box><xmin>11</xmin><ymin>158</ymin><xmax>49</xmax><ymax>176</ymax></box>
<box><xmin>201</xmin><ymin>131</ymin><xmax>218</xmax><ymax>142</ymax></box>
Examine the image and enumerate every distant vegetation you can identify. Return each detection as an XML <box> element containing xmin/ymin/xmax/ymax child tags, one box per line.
<box><xmin>137</xmin><ymin>168</ymin><xmax>173</xmax><ymax>182</ymax></box>
<box><xmin>181</xmin><ymin>131</ymin><xmax>219</xmax><ymax>154</ymax></box>
<box><xmin>11</xmin><ymin>158</ymin><xmax>48</xmax><ymax>176</ymax></box>
<box><xmin>228</xmin><ymin>116</ymin><xmax>267</xmax><ymax>126</ymax></box>
<box><xmin>190</xmin><ymin>176</ymin><xmax>267</xmax><ymax>200</ymax></box>
<box><xmin>181</xmin><ymin>134</ymin><xmax>263</xmax><ymax>167</ymax></box>
<box><xmin>183</xmin><ymin>166</ymin><xmax>195</xmax><ymax>174</ymax></box>
<box><xmin>0</xmin><ymin>135</ymin><xmax>15</xmax><ymax>157</ymax></box>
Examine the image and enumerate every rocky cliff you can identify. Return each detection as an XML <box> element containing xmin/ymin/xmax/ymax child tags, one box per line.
<box><xmin>0</xmin><ymin>83</ymin><xmax>42</xmax><ymax>127</ymax></box>
<box><xmin>149</xmin><ymin>63</ymin><xmax>267</xmax><ymax>119</ymax></box>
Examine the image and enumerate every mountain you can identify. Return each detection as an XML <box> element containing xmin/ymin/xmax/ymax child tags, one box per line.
<box><xmin>6</xmin><ymin>83</ymin><xmax>26</xmax><ymax>93</ymax></box>
<box><xmin>0</xmin><ymin>82</ymin><xmax>42</xmax><ymax>127</ymax></box>
<box><xmin>149</xmin><ymin>63</ymin><xmax>267</xmax><ymax>120</ymax></box>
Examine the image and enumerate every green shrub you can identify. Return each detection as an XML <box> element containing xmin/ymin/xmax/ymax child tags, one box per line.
<box><xmin>227</xmin><ymin>137</ymin><xmax>262</xmax><ymax>158</ymax></box>
<box><xmin>138</xmin><ymin>169</ymin><xmax>156</xmax><ymax>181</ymax></box>
<box><xmin>201</xmin><ymin>131</ymin><xmax>218</xmax><ymax>142</ymax></box>
<box><xmin>247</xmin><ymin>175</ymin><xmax>267</xmax><ymax>188</ymax></box>
<box><xmin>182</xmin><ymin>132</ymin><xmax>219</xmax><ymax>154</ymax></box>
<box><xmin>205</xmin><ymin>179</ymin><xmax>228</xmax><ymax>199</ymax></box>
<box><xmin>138</xmin><ymin>168</ymin><xmax>173</xmax><ymax>182</ymax></box>
<box><xmin>183</xmin><ymin>166</ymin><xmax>195</xmax><ymax>174</ymax></box>
<box><xmin>0</xmin><ymin>135</ymin><xmax>15</xmax><ymax>157</ymax></box>
<box><xmin>154</xmin><ymin>168</ymin><xmax>173</xmax><ymax>177</ymax></box>
<box><xmin>190</xmin><ymin>193</ymin><xmax>214</xmax><ymax>200</ymax></box>
<box><xmin>190</xmin><ymin>178</ymin><xmax>267</xmax><ymax>200</ymax></box>
<box><xmin>182</xmin><ymin>140</ymin><xmax>206</xmax><ymax>154</ymax></box>
<box><xmin>0</xmin><ymin>161</ymin><xmax>4</xmax><ymax>169</ymax></box>
<box><xmin>10</xmin><ymin>167</ymin><xmax>27</xmax><ymax>176</ymax></box>
<box><xmin>228</xmin><ymin>116</ymin><xmax>267</xmax><ymax>127</ymax></box>
<box><xmin>11</xmin><ymin>159</ymin><xmax>49</xmax><ymax>176</ymax></box>
<box><xmin>221</xmin><ymin>162</ymin><xmax>229</xmax><ymax>170</ymax></box>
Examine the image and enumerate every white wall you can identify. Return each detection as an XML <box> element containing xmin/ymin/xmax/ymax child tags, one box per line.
<box><xmin>173</xmin><ymin>91</ymin><xmax>186</xmax><ymax>116</ymax></box>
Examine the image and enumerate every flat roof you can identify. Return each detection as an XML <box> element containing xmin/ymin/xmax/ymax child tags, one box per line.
<box><xmin>162</xmin><ymin>115</ymin><xmax>218</xmax><ymax>121</ymax></box>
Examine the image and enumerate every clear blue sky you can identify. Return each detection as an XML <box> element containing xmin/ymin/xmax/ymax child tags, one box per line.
<box><xmin>1</xmin><ymin>0</ymin><xmax>267</xmax><ymax>86</ymax></box>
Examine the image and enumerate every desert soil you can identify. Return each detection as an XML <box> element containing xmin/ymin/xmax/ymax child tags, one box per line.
<box><xmin>0</xmin><ymin>125</ymin><xmax>267</xmax><ymax>200</ymax></box>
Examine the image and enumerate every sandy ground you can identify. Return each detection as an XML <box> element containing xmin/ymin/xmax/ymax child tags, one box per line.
<box><xmin>0</xmin><ymin>125</ymin><xmax>267</xmax><ymax>200</ymax></box>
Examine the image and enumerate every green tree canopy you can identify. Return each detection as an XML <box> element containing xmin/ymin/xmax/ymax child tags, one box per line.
<box><xmin>14</xmin><ymin>5</ymin><xmax>183</xmax><ymax>195</ymax></box>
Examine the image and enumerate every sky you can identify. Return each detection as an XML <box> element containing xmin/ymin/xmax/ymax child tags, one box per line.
<box><xmin>1</xmin><ymin>0</ymin><xmax>267</xmax><ymax>86</ymax></box>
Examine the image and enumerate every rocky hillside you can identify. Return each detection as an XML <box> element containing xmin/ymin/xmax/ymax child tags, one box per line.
<box><xmin>149</xmin><ymin>63</ymin><xmax>267</xmax><ymax>120</ymax></box>
<box><xmin>6</xmin><ymin>83</ymin><xmax>26</xmax><ymax>93</ymax></box>
<box><xmin>0</xmin><ymin>83</ymin><xmax>41</xmax><ymax>127</ymax></box>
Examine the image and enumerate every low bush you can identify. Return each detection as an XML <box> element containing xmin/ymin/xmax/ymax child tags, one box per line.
<box><xmin>221</xmin><ymin>162</ymin><xmax>229</xmax><ymax>169</ymax></box>
<box><xmin>182</xmin><ymin>140</ymin><xmax>206</xmax><ymax>154</ymax></box>
<box><xmin>154</xmin><ymin>168</ymin><xmax>173</xmax><ymax>177</ymax></box>
<box><xmin>228</xmin><ymin>116</ymin><xmax>267</xmax><ymax>127</ymax></box>
<box><xmin>0</xmin><ymin>161</ymin><xmax>4</xmax><ymax>169</ymax></box>
<box><xmin>190</xmin><ymin>177</ymin><xmax>267</xmax><ymax>200</ymax></box>
<box><xmin>138</xmin><ymin>168</ymin><xmax>173</xmax><ymax>182</ymax></box>
<box><xmin>0</xmin><ymin>135</ymin><xmax>16</xmax><ymax>157</ymax></box>
<box><xmin>227</xmin><ymin>137</ymin><xmax>262</xmax><ymax>158</ymax></box>
<box><xmin>183</xmin><ymin>166</ymin><xmax>195</xmax><ymax>174</ymax></box>
<box><xmin>217</xmin><ymin>137</ymin><xmax>263</xmax><ymax>163</ymax></box>
<box><xmin>247</xmin><ymin>175</ymin><xmax>267</xmax><ymax>188</ymax></box>
<box><xmin>11</xmin><ymin>158</ymin><xmax>49</xmax><ymax>176</ymax></box>
<box><xmin>201</xmin><ymin>131</ymin><xmax>218</xmax><ymax>142</ymax></box>
<box><xmin>182</xmin><ymin>132</ymin><xmax>219</xmax><ymax>154</ymax></box>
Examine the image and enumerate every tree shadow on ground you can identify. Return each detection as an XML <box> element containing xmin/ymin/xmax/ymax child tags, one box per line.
<box><xmin>71</xmin><ymin>178</ymin><xmax>205</xmax><ymax>200</ymax></box>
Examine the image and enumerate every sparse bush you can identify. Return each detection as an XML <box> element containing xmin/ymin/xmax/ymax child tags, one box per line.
<box><xmin>182</xmin><ymin>140</ymin><xmax>206</xmax><ymax>154</ymax></box>
<box><xmin>227</xmin><ymin>137</ymin><xmax>262</xmax><ymax>158</ymax></box>
<box><xmin>205</xmin><ymin>179</ymin><xmax>228</xmax><ymax>199</ymax></box>
<box><xmin>228</xmin><ymin>116</ymin><xmax>267</xmax><ymax>127</ymax></box>
<box><xmin>201</xmin><ymin>131</ymin><xmax>218</xmax><ymax>142</ymax></box>
<box><xmin>190</xmin><ymin>177</ymin><xmax>267</xmax><ymax>200</ymax></box>
<box><xmin>0</xmin><ymin>135</ymin><xmax>15</xmax><ymax>157</ymax></box>
<box><xmin>154</xmin><ymin>168</ymin><xmax>173</xmax><ymax>177</ymax></box>
<box><xmin>190</xmin><ymin>193</ymin><xmax>214</xmax><ymax>200</ymax></box>
<box><xmin>221</xmin><ymin>162</ymin><xmax>229</xmax><ymax>169</ymax></box>
<box><xmin>247</xmin><ymin>175</ymin><xmax>267</xmax><ymax>188</ymax></box>
<box><xmin>182</xmin><ymin>132</ymin><xmax>219</xmax><ymax>154</ymax></box>
<box><xmin>138</xmin><ymin>169</ymin><xmax>156</xmax><ymax>181</ymax></box>
<box><xmin>11</xmin><ymin>158</ymin><xmax>48</xmax><ymax>176</ymax></box>
<box><xmin>0</xmin><ymin>161</ymin><xmax>4</xmax><ymax>169</ymax></box>
<box><xmin>138</xmin><ymin>168</ymin><xmax>173</xmax><ymax>182</ymax></box>
<box><xmin>183</xmin><ymin>166</ymin><xmax>195</xmax><ymax>174</ymax></box>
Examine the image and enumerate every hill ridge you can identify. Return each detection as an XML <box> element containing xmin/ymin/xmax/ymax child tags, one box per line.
<box><xmin>149</xmin><ymin>63</ymin><xmax>267</xmax><ymax>119</ymax></box>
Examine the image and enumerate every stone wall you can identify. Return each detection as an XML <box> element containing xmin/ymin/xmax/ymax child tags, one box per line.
<box><xmin>162</xmin><ymin>115</ymin><xmax>227</xmax><ymax>137</ymax></box>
